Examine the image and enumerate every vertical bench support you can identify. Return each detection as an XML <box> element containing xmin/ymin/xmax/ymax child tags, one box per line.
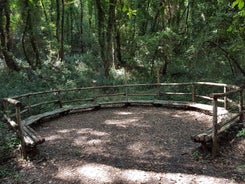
<box><xmin>124</xmin><ymin>68</ymin><xmax>128</xmax><ymax>102</ymax></box>
<box><xmin>212</xmin><ymin>97</ymin><xmax>219</xmax><ymax>157</ymax></box>
<box><xmin>57</xmin><ymin>90</ymin><xmax>63</xmax><ymax>108</ymax></box>
<box><xmin>224</xmin><ymin>86</ymin><xmax>227</xmax><ymax>110</ymax></box>
<box><xmin>2</xmin><ymin>100</ymin><xmax>7</xmax><ymax>114</ymax></box>
<box><xmin>239</xmin><ymin>89</ymin><xmax>244</xmax><ymax>122</ymax></box>
<box><xmin>192</xmin><ymin>83</ymin><xmax>196</xmax><ymax>102</ymax></box>
<box><xmin>16</xmin><ymin>103</ymin><xmax>27</xmax><ymax>159</ymax></box>
<box><xmin>27</xmin><ymin>95</ymin><xmax>32</xmax><ymax>115</ymax></box>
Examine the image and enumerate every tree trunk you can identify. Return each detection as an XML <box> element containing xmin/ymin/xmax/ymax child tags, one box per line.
<box><xmin>115</xmin><ymin>27</ymin><xmax>123</xmax><ymax>68</ymax></box>
<box><xmin>105</xmin><ymin>0</ymin><xmax>116</xmax><ymax>77</ymax></box>
<box><xmin>207</xmin><ymin>41</ymin><xmax>245</xmax><ymax>77</ymax></box>
<box><xmin>59</xmin><ymin>0</ymin><xmax>64</xmax><ymax>61</ymax></box>
<box><xmin>21</xmin><ymin>0</ymin><xmax>41</xmax><ymax>69</ymax></box>
<box><xmin>56</xmin><ymin>0</ymin><xmax>60</xmax><ymax>43</ymax></box>
<box><xmin>79</xmin><ymin>0</ymin><xmax>84</xmax><ymax>52</ymax></box>
<box><xmin>0</xmin><ymin>0</ymin><xmax>19</xmax><ymax>71</ymax></box>
<box><xmin>151</xmin><ymin>0</ymin><xmax>165</xmax><ymax>32</ymax></box>
<box><xmin>95</xmin><ymin>0</ymin><xmax>106</xmax><ymax>75</ymax></box>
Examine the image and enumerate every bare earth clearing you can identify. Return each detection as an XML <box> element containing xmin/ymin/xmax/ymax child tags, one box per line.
<box><xmin>2</xmin><ymin>106</ymin><xmax>245</xmax><ymax>184</ymax></box>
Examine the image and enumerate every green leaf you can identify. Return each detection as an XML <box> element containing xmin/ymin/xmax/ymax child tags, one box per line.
<box><xmin>122</xmin><ymin>4</ymin><xmax>127</xmax><ymax>12</ymax></box>
<box><xmin>126</xmin><ymin>8</ymin><xmax>137</xmax><ymax>18</ymax></box>
<box><xmin>232</xmin><ymin>0</ymin><xmax>239</xmax><ymax>7</ymax></box>
<box><xmin>238</xmin><ymin>1</ymin><xmax>244</xmax><ymax>10</ymax></box>
<box><xmin>227</xmin><ymin>26</ymin><xmax>233</xmax><ymax>32</ymax></box>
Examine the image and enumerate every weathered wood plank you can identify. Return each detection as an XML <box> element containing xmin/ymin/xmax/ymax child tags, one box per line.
<box><xmin>3</xmin><ymin>98</ymin><xmax>22</xmax><ymax>106</ymax></box>
<box><xmin>99</xmin><ymin>101</ymin><xmax>128</xmax><ymax>106</ymax></box>
<box><xmin>191</xmin><ymin>116</ymin><xmax>240</xmax><ymax>143</ymax></box>
<box><xmin>69</xmin><ymin>104</ymin><xmax>101</xmax><ymax>111</ymax></box>
<box><xmin>159</xmin><ymin>92</ymin><xmax>192</xmax><ymax>95</ymax></box>
<box><xmin>210</xmin><ymin>89</ymin><xmax>242</xmax><ymax>98</ymax></box>
<box><xmin>30</xmin><ymin>100</ymin><xmax>60</xmax><ymax>108</ymax></box>
<box><xmin>23</xmin><ymin>133</ymin><xmax>35</xmax><ymax>146</ymax></box>
<box><xmin>23</xmin><ymin>126</ymin><xmax>45</xmax><ymax>145</ymax></box>
<box><xmin>22</xmin><ymin>108</ymin><xmax>71</xmax><ymax>126</ymax></box>
<box><xmin>96</xmin><ymin>93</ymin><xmax>126</xmax><ymax>98</ymax></box>
<box><xmin>3</xmin><ymin>114</ymin><xmax>18</xmax><ymax>129</ymax></box>
<box><xmin>62</xmin><ymin>98</ymin><xmax>95</xmax><ymax>104</ymax></box>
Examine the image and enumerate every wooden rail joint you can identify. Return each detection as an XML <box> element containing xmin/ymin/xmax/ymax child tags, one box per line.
<box><xmin>3</xmin><ymin>98</ymin><xmax>22</xmax><ymax>107</ymax></box>
<box><xmin>210</xmin><ymin>88</ymin><xmax>243</xmax><ymax>99</ymax></box>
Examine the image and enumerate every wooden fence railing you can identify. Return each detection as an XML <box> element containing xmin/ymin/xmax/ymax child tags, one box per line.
<box><xmin>2</xmin><ymin>82</ymin><xmax>244</xmax><ymax>158</ymax></box>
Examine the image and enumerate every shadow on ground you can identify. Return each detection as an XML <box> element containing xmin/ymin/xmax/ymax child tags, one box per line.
<box><xmin>3</xmin><ymin>106</ymin><xmax>244</xmax><ymax>184</ymax></box>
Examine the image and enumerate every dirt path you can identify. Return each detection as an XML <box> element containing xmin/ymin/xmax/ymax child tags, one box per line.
<box><xmin>2</xmin><ymin>107</ymin><xmax>244</xmax><ymax>183</ymax></box>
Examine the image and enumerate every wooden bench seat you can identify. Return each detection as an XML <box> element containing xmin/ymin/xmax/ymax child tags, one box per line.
<box><xmin>23</xmin><ymin>125</ymin><xmax>45</xmax><ymax>147</ymax></box>
<box><xmin>7</xmin><ymin>100</ymin><xmax>238</xmax><ymax>149</ymax></box>
<box><xmin>191</xmin><ymin>112</ymin><xmax>241</xmax><ymax>143</ymax></box>
<box><xmin>22</xmin><ymin>108</ymin><xmax>71</xmax><ymax>126</ymax></box>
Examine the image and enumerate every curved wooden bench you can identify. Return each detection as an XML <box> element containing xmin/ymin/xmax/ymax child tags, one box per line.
<box><xmin>19</xmin><ymin>100</ymin><xmax>232</xmax><ymax>146</ymax></box>
<box><xmin>2</xmin><ymin>82</ymin><xmax>243</xmax><ymax>158</ymax></box>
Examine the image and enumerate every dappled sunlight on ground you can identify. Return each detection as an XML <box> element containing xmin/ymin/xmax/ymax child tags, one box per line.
<box><xmin>54</xmin><ymin>163</ymin><xmax>236</xmax><ymax>184</ymax></box>
<box><xmin>44</xmin><ymin>134</ymin><xmax>63</xmax><ymax>141</ymax></box>
<box><xmin>104</xmin><ymin>117</ymin><xmax>149</xmax><ymax>128</ymax></box>
<box><xmin>19</xmin><ymin>107</ymin><xmax>242</xmax><ymax>184</ymax></box>
<box><xmin>115</xmin><ymin>111</ymin><xmax>133</xmax><ymax>115</ymax></box>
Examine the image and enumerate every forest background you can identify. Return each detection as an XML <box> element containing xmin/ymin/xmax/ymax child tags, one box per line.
<box><xmin>0</xmin><ymin>0</ymin><xmax>244</xmax><ymax>99</ymax></box>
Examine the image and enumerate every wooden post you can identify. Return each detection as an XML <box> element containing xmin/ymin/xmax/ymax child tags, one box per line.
<box><xmin>2</xmin><ymin>100</ymin><xmax>7</xmax><ymax>114</ymax></box>
<box><xmin>57</xmin><ymin>91</ymin><xmax>63</xmax><ymax>108</ymax></box>
<box><xmin>157</xmin><ymin>68</ymin><xmax>160</xmax><ymax>100</ymax></box>
<box><xmin>212</xmin><ymin>97</ymin><xmax>219</xmax><ymax>157</ymax></box>
<box><xmin>124</xmin><ymin>67</ymin><xmax>128</xmax><ymax>102</ymax></box>
<box><xmin>92</xmin><ymin>81</ymin><xmax>97</xmax><ymax>104</ymax></box>
<box><xmin>192</xmin><ymin>83</ymin><xmax>195</xmax><ymax>102</ymax></box>
<box><xmin>27</xmin><ymin>95</ymin><xmax>32</xmax><ymax>115</ymax></box>
<box><xmin>157</xmin><ymin>67</ymin><xmax>160</xmax><ymax>84</ymax></box>
<box><xmin>224</xmin><ymin>86</ymin><xmax>227</xmax><ymax>109</ymax></box>
<box><xmin>16</xmin><ymin>104</ymin><xmax>27</xmax><ymax>159</ymax></box>
<box><xmin>239</xmin><ymin>89</ymin><xmax>244</xmax><ymax>122</ymax></box>
<box><xmin>157</xmin><ymin>83</ymin><xmax>160</xmax><ymax>100</ymax></box>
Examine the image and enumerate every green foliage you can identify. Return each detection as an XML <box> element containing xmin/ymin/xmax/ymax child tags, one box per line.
<box><xmin>0</xmin><ymin>166</ymin><xmax>20</xmax><ymax>180</ymax></box>
<box><xmin>121</xmin><ymin>0</ymin><xmax>137</xmax><ymax>18</ymax></box>
<box><xmin>228</xmin><ymin>0</ymin><xmax>245</xmax><ymax>39</ymax></box>
<box><xmin>232</xmin><ymin>0</ymin><xmax>245</xmax><ymax>10</ymax></box>
<box><xmin>237</xmin><ymin>128</ymin><xmax>245</xmax><ymax>137</ymax></box>
<box><xmin>0</xmin><ymin>0</ymin><xmax>244</xmax><ymax>95</ymax></box>
<box><xmin>192</xmin><ymin>151</ymin><xmax>200</xmax><ymax>160</ymax></box>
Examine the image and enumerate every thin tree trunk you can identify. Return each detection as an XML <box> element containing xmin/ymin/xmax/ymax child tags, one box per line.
<box><xmin>58</xmin><ymin>0</ymin><xmax>64</xmax><ymax>61</ymax></box>
<box><xmin>70</xmin><ymin>6</ymin><xmax>73</xmax><ymax>47</ymax></box>
<box><xmin>0</xmin><ymin>0</ymin><xmax>19</xmax><ymax>71</ymax></box>
<box><xmin>40</xmin><ymin>0</ymin><xmax>49</xmax><ymax>22</ymax></box>
<box><xmin>105</xmin><ymin>0</ymin><xmax>116</xmax><ymax>77</ymax></box>
<box><xmin>22</xmin><ymin>16</ymin><xmax>32</xmax><ymax>68</ymax></box>
<box><xmin>151</xmin><ymin>0</ymin><xmax>165</xmax><ymax>32</ymax></box>
<box><xmin>5</xmin><ymin>0</ymin><xmax>11</xmax><ymax>51</ymax></box>
<box><xmin>115</xmin><ymin>28</ymin><xmax>123</xmax><ymax>68</ymax></box>
<box><xmin>95</xmin><ymin>0</ymin><xmax>106</xmax><ymax>73</ymax></box>
<box><xmin>22</xmin><ymin>0</ymin><xmax>41</xmax><ymax>69</ymax></box>
<box><xmin>207</xmin><ymin>41</ymin><xmax>245</xmax><ymax>77</ymax></box>
<box><xmin>56</xmin><ymin>0</ymin><xmax>60</xmax><ymax>43</ymax></box>
<box><xmin>79</xmin><ymin>0</ymin><xmax>84</xmax><ymax>52</ymax></box>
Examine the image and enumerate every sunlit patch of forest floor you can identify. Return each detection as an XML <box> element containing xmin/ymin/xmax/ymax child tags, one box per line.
<box><xmin>1</xmin><ymin>107</ymin><xmax>244</xmax><ymax>184</ymax></box>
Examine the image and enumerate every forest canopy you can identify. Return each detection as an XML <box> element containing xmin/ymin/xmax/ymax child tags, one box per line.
<box><xmin>0</xmin><ymin>0</ymin><xmax>244</xmax><ymax>96</ymax></box>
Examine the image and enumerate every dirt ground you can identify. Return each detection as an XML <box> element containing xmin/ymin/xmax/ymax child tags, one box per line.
<box><xmin>1</xmin><ymin>106</ymin><xmax>245</xmax><ymax>184</ymax></box>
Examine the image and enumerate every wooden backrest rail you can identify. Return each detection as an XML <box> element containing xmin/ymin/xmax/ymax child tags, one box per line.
<box><xmin>2</xmin><ymin>82</ymin><xmax>244</xmax><ymax>159</ymax></box>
